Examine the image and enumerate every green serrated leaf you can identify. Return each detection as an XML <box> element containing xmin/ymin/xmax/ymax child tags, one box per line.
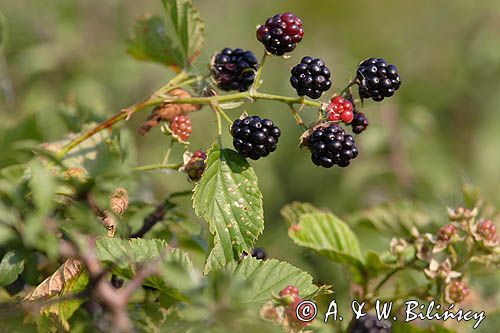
<box><xmin>289</xmin><ymin>212</ymin><xmax>364</xmax><ymax>270</ymax></box>
<box><xmin>127</xmin><ymin>15</ymin><xmax>185</xmax><ymax>68</ymax></box>
<box><xmin>95</xmin><ymin>238</ymin><xmax>199</xmax><ymax>299</ymax></box>
<box><xmin>348</xmin><ymin>201</ymin><xmax>433</xmax><ymax>238</ymax></box>
<box><xmin>281</xmin><ymin>201</ymin><xmax>324</xmax><ymax>226</ymax></box>
<box><xmin>193</xmin><ymin>142</ymin><xmax>264</xmax><ymax>274</ymax></box>
<box><xmin>0</xmin><ymin>250</ymin><xmax>25</xmax><ymax>287</ymax></box>
<box><xmin>162</xmin><ymin>0</ymin><xmax>205</xmax><ymax>64</ymax></box>
<box><xmin>226</xmin><ymin>257</ymin><xmax>323</xmax><ymax>304</ymax></box>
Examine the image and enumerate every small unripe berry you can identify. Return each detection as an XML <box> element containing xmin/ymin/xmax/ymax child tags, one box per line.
<box><xmin>476</xmin><ymin>220</ymin><xmax>498</xmax><ymax>242</ymax></box>
<box><xmin>447</xmin><ymin>280</ymin><xmax>470</xmax><ymax>303</ymax></box>
<box><xmin>437</xmin><ymin>224</ymin><xmax>458</xmax><ymax>242</ymax></box>
<box><xmin>170</xmin><ymin>115</ymin><xmax>192</xmax><ymax>141</ymax></box>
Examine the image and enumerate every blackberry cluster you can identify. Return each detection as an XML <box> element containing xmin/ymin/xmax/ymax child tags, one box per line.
<box><xmin>356</xmin><ymin>58</ymin><xmax>401</xmax><ymax>101</ymax></box>
<box><xmin>348</xmin><ymin>314</ymin><xmax>392</xmax><ymax>333</ymax></box>
<box><xmin>290</xmin><ymin>57</ymin><xmax>332</xmax><ymax>99</ymax></box>
<box><xmin>231</xmin><ymin>116</ymin><xmax>281</xmax><ymax>160</ymax></box>
<box><xmin>256</xmin><ymin>13</ymin><xmax>304</xmax><ymax>56</ymax></box>
<box><xmin>351</xmin><ymin>112</ymin><xmax>369</xmax><ymax>134</ymax></box>
<box><xmin>251</xmin><ymin>248</ymin><xmax>266</xmax><ymax>260</ymax></box>
<box><xmin>211</xmin><ymin>48</ymin><xmax>259</xmax><ymax>92</ymax></box>
<box><xmin>307</xmin><ymin>124</ymin><xmax>358</xmax><ymax>168</ymax></box>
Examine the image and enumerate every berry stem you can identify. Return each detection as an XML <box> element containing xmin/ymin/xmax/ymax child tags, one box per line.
<box><xmin>161</xmin><ymin>138</ymin><xmax>175</xmax><ymax>164</ymax></box>
<box><xmin>212</xmin><ymin>105</ymin><xmax>223</xmax><ymax>136</ymax></box>
<box><xmin>132</xmin><ymin>163</ymin><xmax>182</xmax><ymax>172</ymax></box>
<box><xmin>339</xmin><ymin>79</ymin><xmax>358</xmax><ymax>97</ymax></box>
<box><xmin>252</xmin><ymin>51</ymin><xmax>268</xmax><ymax>90</ymax></box>
<box><xmin>288</xmin><ymin>105</ymin><xmax>307</xmax><ymax>131</ymax></box>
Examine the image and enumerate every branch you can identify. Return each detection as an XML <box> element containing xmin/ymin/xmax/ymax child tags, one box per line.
<box><xmin>129</xmin><ymin>199</ymin><xmax>175</xmax><ymax>238</ymax></box>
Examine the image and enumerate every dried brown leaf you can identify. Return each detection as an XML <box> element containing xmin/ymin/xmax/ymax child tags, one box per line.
<box><xmin>139</xmin><ymin>88</ymin><xmax>202</xmax><ymax>135</ymax></box>
<box><xmin>25</xmin><ymin>258</ymin><xmax>83</xmax><ymax>301</ymax></box>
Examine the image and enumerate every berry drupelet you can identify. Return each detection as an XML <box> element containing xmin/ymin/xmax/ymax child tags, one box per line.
<box><xmin>170</xmin><ymin>115</ymin><xmax>192</xmax><ymax>141</ymax></box>
<box><xmin>256</xmin><ymin>13</ymin><xmax>304</xmax><ymax>56</ymax></box>
<box><xmin>348</xmin><ymin>314</ymin><xmax>392</xmax><ymax>333</ymax></box>
<box><xmin>211</xmin><ymin>48</ymin><xmax>259</xmax><ymax>91</ymax></box>
<box><xmin>290</xmin><ymin>57</ymin><xmax>332</xmax><ymax>99</ymax></box>
<box><xmin>356</xmin><ymin>58</ymin><xmax>401</xmax><ymax>102</ymax></box>
<box><xmin>307</xmin><ymin>124</ymin><xmax>358</xmax><ymax>168</ymax></box>
<box><xmin>231</xmin><ymin>116</ymin><xmax>281</xmax><ymax>160</ymax></box>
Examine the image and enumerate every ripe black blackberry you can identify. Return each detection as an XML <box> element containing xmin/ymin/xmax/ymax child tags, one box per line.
<box><xmin>231</xmin><ymin>116</ymin><xmax>281</xmax><ymax>160</ymax></box>
<box><xmin>251</xmin><ymin>248</ymin><xmax>267</xmax><ymax>260</ymax></box>
<box><xmin>256</xmin><ymin>13</ymin><xmax>304</xmax><ymax>56</ymax></box>
<box><xmin>348</xmin><ymin>314</ymin><xmax>392</xmax><ymax>333</ymax></box>
<box><xmin>290</xmin><ymin>57</ymin><xmax>332</xmax><ymax>99</ymax></box>
<box><xmin>351</xmin><ymin>112</ymin><xmax>369</xmax><ymax>134</ymax></box>
<box><xmin>307</xmin><ymin>124</ymin><xmax>358</xmax><ymax>168</ymax></box>
<box><xmin>211</xmin><ymin>48</ymin><xmax>259</xmax><ymax>92</ymax></box>
<box><xmin>356</xmin><ymin>58</ymin><xmax>401</xmax><ymax>102</ymax></box>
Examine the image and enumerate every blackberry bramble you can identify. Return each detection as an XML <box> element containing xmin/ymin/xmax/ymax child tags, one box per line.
<box><xmin>356</xmin><ymin>58</ymin><xmax>401</xmax><ymax>101</ymax></box>
<box><xmin>231</xmin><ymin>116</ymin><xmax>281</xmax><ymax>160</ymax></box>
<box><xmin>211</xmin><ymin>48</ymin><xmax>259</xmax><ymax>92</ymax></box>
<box><xmin>290</xmin><ymin>57</ymin><xmax>332</xmax><ymax>99</ymax></box>
<box><xmin>256</xmin><ymin>13</ymin><xmax>304</xmax><ymax>56</ymax></box>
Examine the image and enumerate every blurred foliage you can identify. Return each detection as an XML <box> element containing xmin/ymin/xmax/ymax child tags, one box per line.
<box><xmin>0</xmin><ymin>0</ymin><xmax>499</xmax><ymax>332</ymax></box>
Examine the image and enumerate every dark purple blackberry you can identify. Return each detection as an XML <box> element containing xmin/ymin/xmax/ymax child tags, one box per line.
<box><xmin>251</xmin><ymin>248</ymin><xmax>267</xmax><ymax>260</ymax></box>
<box><xmin>290</xmin><ymin>57</ymin><xmax>332</xmax><ymax>99</ymax></box>
<box><xmin>356</xmin><ymin>58</ymin><xmax>401</xmax><ymax>102</ymax></box>
<box><xmin>351</xmin><ymin>112</ymin><xmax>369</xmax><ymax>134</ymax></box>
<box><xmin>307</xmin><ymin>124</ymin><xmax>358</xmax><ymax>168</ymax></box>
<box><xmin>211</xmin><ymin>48</ymin><xmax>259</xmax><ymax>92</ymax></box>
<box><xmin>348</xmin><ymin>314</ymin><xmax>392</xmax><ymax>333</ymax></box>
<box><xmin>256</xmin><ymin>13</ymin><xmax>304</xmax><ymax>56</ymax></box>
<box><xmin>231</xmin><ymin>116</ymin><xmax>280</xmax><ymax>160</ymax></box>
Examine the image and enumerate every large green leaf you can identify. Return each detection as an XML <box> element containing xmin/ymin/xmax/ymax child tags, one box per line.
<box><xmin>281</xmin><ymin>201</ymin><xmax>323</xmax><ymax>226</ymax></box>
<box><xmin>289</xmin><ymin>212</ymin><xmax>364</xmax><ymax>270</ymax></box>
<box><xmin>347</xmin><ymin>201</ymin><xmax>433</xmax><ymax>238</ymax></box>
<box><xmin>128</xmin><ymin>0</ymin><xmax>205</xmax><ymax>68</ymax></box>
<box><xmin>193</xmin><ymin>142</ymin><xmax>264</xmax><ymax>273</ymax></box>
<box><xmin>161</xmin><ymin>0</ymin><xmax>205</xmax><ymax>64</ymax></box>
<box><xmin>127</xmin><ymin>15</ymin><xmax>185</xmax><ymax>68</ymax></box>
<box><xmin>0</xmin><ymin>250</ymin><xmax>25</xmax><ymax>287</ymax></box>
<box><xmin>95</xmin><ymin>238</ymin><xmax>199</xmax><ymax>298</ymax></box>
<box><xmin>226</xmin><ymin>257</ymin><xmax>326</xmax><ymax>304</ymax></box>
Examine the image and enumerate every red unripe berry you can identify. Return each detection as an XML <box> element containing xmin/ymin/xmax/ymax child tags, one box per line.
<box><xmin>279</xmin><ymin>285</ymin><xmax>300</xmax><ymax>298</ymax></box>
<box><xmin>329</xmin><ymin>112</ymin><xmax>341</xmax><ymax>122</ymax></box>
<box><xmin>285</xmin><ymin>297</ymin><xmax>309</xmax><ymax>329</ymax></box>
<box><xmin>170</xmin><ymin>115</ymin><xmax>192</xmax><ymax>141</ymax></box>
<box><xmin>341</xmin><ymin>110</ymin><xmax>354</xmax><ymax>124</ymax></box>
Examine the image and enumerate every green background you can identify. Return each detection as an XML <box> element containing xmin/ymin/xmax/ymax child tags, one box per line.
<box><xmin>1</xmin><ymin>1</ymin><xmax>499</xmax><ymax>331</ymax></box>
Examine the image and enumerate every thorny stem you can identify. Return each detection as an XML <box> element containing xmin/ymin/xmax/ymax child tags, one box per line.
<box><xmin>56</xmin><ymin>71</ymin><xmax>192</xmax><ymax>158</ymax></box>
<box><xmin>57</xmin><ymin>71</ymin><xmax>324</xmax><ymax>158</ymax></box>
